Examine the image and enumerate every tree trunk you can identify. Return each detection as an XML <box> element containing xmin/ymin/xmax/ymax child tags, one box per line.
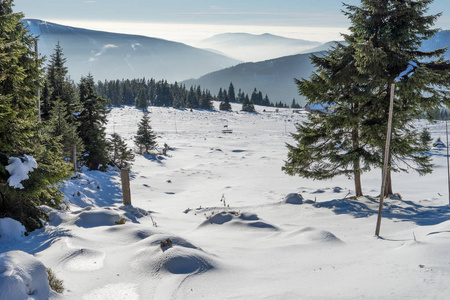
<box><xmin>354</xmin><ymin>169</ymin><xmax>363</xmax><ymax>197</ymax></box>
<box><xmin>352</xmin><ymin>128</ymin><xmax>363</xmax><ymax>197</ymax></box>
<box><xmin>384</xmin><ymin>169</ymin><xmax>393</xmax><ymax>196</ymax></box>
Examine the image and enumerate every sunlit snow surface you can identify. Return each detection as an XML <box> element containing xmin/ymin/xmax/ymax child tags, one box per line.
<box><xmin>1</xmin><ymin>103</ymin><xmax>450</xmax><ymax>299</ymax></box>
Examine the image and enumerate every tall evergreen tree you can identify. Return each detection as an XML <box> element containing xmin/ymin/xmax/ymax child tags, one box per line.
<box><xmin>135</xmin><ymin>87</ymin><xmax>148</xmax><ymax>111</ymax></box>
<box><xmin>134</xmin><ymin>112</ymin><xmax>158</xmax><ymax>154</ymax></box>
<box><xmin>200</xmin><ymin>90</ymin><xmax>214</xmax><ymax>110</ymax></box>
<box><xmin>219</xmin><ymin>88</ymin><xmax>232</xmax><ymax>111</ymax></box>
<box><xmin>47</xmin><ymin>98</ymin><xmax>84</xmax><ymax>165</ymax></box>
<box><xmin>42</xmin><ymin>42</ymin><xmax>79</xmax><ymax>120</ymax></box>
<box><xmin>284</xmin><ymin>0</ymin><xmax>450</xmax><ymax>197</ymax></box>
<box><xmin>345</xmin><ymin>0</ymin><xmax>450</xmax><ymax>194</ymax></box>
<box><xmin>0</xmin><ymin>0</ymin><xmax>71</xmax><ymax>231</ymax></box>
<box><xmin>77</xmin><ymin>74</ymin><xmax>109</xmax><ymax>170</ymax></box>
<box><xmin>228</xmin><ymin>82</ymin><xmax>236</xmax><ymax>102</ymax></box>
<box><xmin>284</xmin><ymin>43</ymin><xmax>376</xmax><ymax>197</ymax></box>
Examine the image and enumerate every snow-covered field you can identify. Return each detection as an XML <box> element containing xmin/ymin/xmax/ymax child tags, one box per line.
<box><xmin>1</xmin><ymin>103</ymin><xmax>450</xmax><ymax>299</ymax></box>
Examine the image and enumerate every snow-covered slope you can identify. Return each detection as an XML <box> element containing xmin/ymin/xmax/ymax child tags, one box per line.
<box><xmin>1</xmin><ymin>104</ymin><xmax>450</xmax><ymax>299</ymax></box>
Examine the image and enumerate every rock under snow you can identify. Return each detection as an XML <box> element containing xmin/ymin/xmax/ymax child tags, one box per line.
<box><xmin>0</xmin><ymin>251</ymin><xmax>51</xmax><ymax>300</ymax></box>
<box><xmin>0</xmin><ymin>218</ymin><xmax>27</xmax><ymax>241</ymax></box>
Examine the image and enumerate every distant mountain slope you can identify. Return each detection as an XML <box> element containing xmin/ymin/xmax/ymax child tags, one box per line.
<box><xmin>183</xmin><ymin>52</ymin><xmax>317</xmax><ymax>105</ymax></box>
<box><xmin>185</xmin><ymin>30</ymin><xmax>450</xmax><ymax>106</ymax></box>
<box><xmin>299</xmin><ymin>41</ymin><xmax>346</xmax><ymax>53</ymax></box>
<box><xmin>195</xmin><ymin>33</ymin><xmax>322</xmax><ymax>62</ymax></box>
<box><xmin>23</xmin><ymin>19</ymin><xmax>241</xmax><ymax>82</ymax></box>
<box><xmin>420</xmin><ymin>30</ymin><xmax>450</xmax><ymax>55</ymax></box>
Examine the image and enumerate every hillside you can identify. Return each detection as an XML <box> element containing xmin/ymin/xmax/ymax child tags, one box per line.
<box><xmin>23</xmin><ymin>19</ymin><xmax>241</xmax><ymax>82</ymax></box>
<box><xmin>195</xmin><ymin>32</ymin><xmax>322</xmax><ymax>62</ymax></box>
<box><xmin>185</xmin><ymin>30</ymin><xmax>450</xmax><ymax>106</ymax></box>
<box><xmin>183</xmin><ymin>52</ymin><xmax>317</xmax><ymax>105</ymax></box>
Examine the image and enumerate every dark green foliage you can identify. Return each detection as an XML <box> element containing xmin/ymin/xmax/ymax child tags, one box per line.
<box><xmin>77</xmin><ymin>74</ymin><xmax>109</xmax><ymax>170</ymax></box>
<box><xmin>134</xmin><ymin>112</ymin><xmax>158</xmax><ymax>154</ymax></box>
<box><xmin>219</xmin><ymin>97</ymin><xmax>232</xmax><ymax>111</ymax></box>
<box><xmin>108</xmin><ymin>133</ymin><xmax>135</xmax><ymax>169</ymax></box>
<box><xmin>228</xmin><ymin>82</ymin><xmax>236</xmax><ymax>102</ymax></box>
<box><xmin>237</xmin><ymin>89</ymin><xmax>245</xmax><ymax>103</ymax></box>
<box><xmin>251</xmin><ymin>88</ymin><xmax>262</xmax><ymax>105</ymax></box>
<box><xmin>135</xmin><ymin>87</ymin><xmax>148</xmax><ymax>111</ymax></box>
<box><xmin>200</xmin><ymin>89</ymin><xmax>214</xmax><ymax>110</ymax></box>
<box><xmin>47</xmin><ymin>98</ymin><xmax>84</xmax><ymax>163</ymax></box>
<box><xmin>0</xmin><ymin>0</ymin><xmax>72</xmax><ymax>231</ymax></box>
<box><xmin>219</xmin><ymin>88</ymin><xmax>232</xmax><ymax>111</ymax></box>
<box><xmin>241</xmin><ymin>94</ymin><xmax>255</xmax><ymax>112</ymax></box>
<box><xmin>284</xmin><ymin>0</ymin><xmax>449</xmax><ymax>196</ymax></box>
<box><xmin>291</xmin><ymin>98</ymin><xmax>301</xmax><ymax>109</ymax></box>
<box><xmin>95</xmin><ymin>79</ymin><xmax>274</xmax><ymax>109</ymax></box>
<box><xmin>420</xmin><ymin>128</ymin><xmax>433</xmax><ymax>149</ymax></box>
<box><xmin>42</xmin><ymin>42</ymin><xmax>79</xmax><ymax>120</ymax></box>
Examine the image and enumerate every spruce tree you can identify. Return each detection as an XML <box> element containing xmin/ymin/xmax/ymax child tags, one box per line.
<box><xmin>135</xmin><ymin>87</ymin><xmax>148</xmax><ymax>111</ymax></box>
<box><xmin>344</xmin><ymin>0</ymin><xmax>450</xmax><ymax>194</ymax></box>
<box><xmin>134</xmin><ymin>112</ymin><xmax>158</xmax><ymax>154</ymax></box>
<box><xmin>219</xmin><ymin>88</ymin><xmax>232</xmax><ymax>111</ymax></box>
<box><xmin>108</xmin><ymin>133</ymin><xmax>135</xmax><ymax>169</ymax></box>
<box><xmin>47</xmin><ymin>98</ymin><xmax>84</xmax><ymax>165</ymax></box>
<box><xmin>420</xmin><ymin>127</ymin><xmax>433</xmax><ymax>148</ymax></box>
<box><xmin>200</xmin><ymin>90</ymin><xmax>214</xmax><ymax>110</ymax></box>
<box><xmin>284</xmin><ymin>43</ymin><xmax>375</xmax><ymax>197</ymax></box>
<box><xmin>0</xmin><ymin>0</ymin><xmax>71</xmax><ymax>231</ymax></box>
<box><xmin>242</xmin><ymin>94</ymin><xmax>255</xmax><ymax>112</ymax></box>
<box><xmin>43</xmin><ymin>42</ymin><xmax>79</xmax><ymax>120</ymax></box>
<box><xmin>77</xmin><ymin>74</ymin><xmax>109</xmax><ymax>170</ymax></box>
<box><xmin>228</xmin><ymin>82</ymin><xmax>236</xmax><ymax>102</ymax></box>
<box><xmin>284</xmin><ymin>0</ymin><xmax>449</xmax><ymax>196</ymax></box>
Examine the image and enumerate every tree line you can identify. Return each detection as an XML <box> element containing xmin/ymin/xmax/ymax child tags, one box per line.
<box><xmin>96</xmin><ymin>79</ymin><xmax>291</xmax><ymax>112</ymax></box>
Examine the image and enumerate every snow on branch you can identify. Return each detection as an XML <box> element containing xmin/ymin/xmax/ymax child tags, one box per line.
<box><xmin>5</xmin><ymin>155</ymin><xmax>38</xmax><ymax>189</ymax></box>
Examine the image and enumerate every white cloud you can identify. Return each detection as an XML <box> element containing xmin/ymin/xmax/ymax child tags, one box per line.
<box><xmin>93</xmin><ymin>44</ymin><xmax>118</xmax><ymax>57</ymax></box>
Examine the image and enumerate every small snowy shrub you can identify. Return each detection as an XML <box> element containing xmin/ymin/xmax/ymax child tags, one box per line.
<box><xmin>47</xmin><ymin>268</ymin><xmax>64</xmax><ymax>293</ymax></box>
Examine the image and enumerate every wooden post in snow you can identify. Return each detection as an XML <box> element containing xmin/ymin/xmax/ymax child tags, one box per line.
<box><xmin>73</xmin><ymin>145</ymin><xmax>77</xmax><ymax>172</ymax></box>
<box><xmin>375</xmin><ymin>83</ymin><xmax>395</xmax><ymax>237</ymax></box>
<box><xmin>446</xmin><ymin>119</ymin><xmax>450</xmax><ymax>206</ymax></box>
<box><xmin>121</xmin><ymin>168</ymin><xmax>132</xmax><ymax>205</ymax></box>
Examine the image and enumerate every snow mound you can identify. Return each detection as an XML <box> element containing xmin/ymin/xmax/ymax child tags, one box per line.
<box><xmin>199</xmin><ymin>211</ymin><xmax>278</xmax><ymax>230</ymax></box>
<box><xmin>159</xmin><ymin>247</ymin><xmax>214</xmax><ymax>274</ymax></box>
<box><xmin>0</xmin><ymin>218</ymin><xmax>27</xmax><ymax>241</ymax></box>
<box><xmin>62</xmin><ymin>248</ymin><xmax>106</xmax><ymax>271</ymax></box>
<box><xmin>83</xmin><ymin>283</ymin><xmax>139</xmax><ymax>300</ymax></box>
<box><xmin>0</xmin><ymin>251</ymin><xmax>51</xmax><ymax>300</ymax></box>
<box><xmin>74</xmin><ymin>207</ymin><xmax>122</xmax><ymax>228</ymax></box>
<box><xmin>287</xmin><ymin>227</ymin><xmax>345</xmax><ymax>245</ymax></box>
<box><xmin>131</xmin><ymin>234</ymin><xmax>215</xmax><ymax>275</ymax></box>
<box><xmin>119</xmin><ymin>205</ymin><xmax>150</xmax><ymax>223</ymax></box>
<box><xmin>284</xmin><ymin>193</ymin><xmax>304</xmax><ymax>204</ymax></box>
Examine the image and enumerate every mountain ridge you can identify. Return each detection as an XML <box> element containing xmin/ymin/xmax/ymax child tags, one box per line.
<box><xmin>195</xmin><ymin>32</ymin><xmax>322</xmax><ymax>62</ymax></box>
<box><xmin>23</xmin><ymin>19</ymin><xmax>241</xmax><ymax>82</ymax></box>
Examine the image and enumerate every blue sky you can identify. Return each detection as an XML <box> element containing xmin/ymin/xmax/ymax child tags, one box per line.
<box><xmin>14</xmin><ymin>0</ymin><xmax>450</xmax><ymax>43</ymax></box>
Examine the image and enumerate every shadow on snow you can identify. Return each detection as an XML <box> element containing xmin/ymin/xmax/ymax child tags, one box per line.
<box><xmin>313</xmin><ymin>197</ymin><xmax>450</xmax><ymax>226</ymax></box>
